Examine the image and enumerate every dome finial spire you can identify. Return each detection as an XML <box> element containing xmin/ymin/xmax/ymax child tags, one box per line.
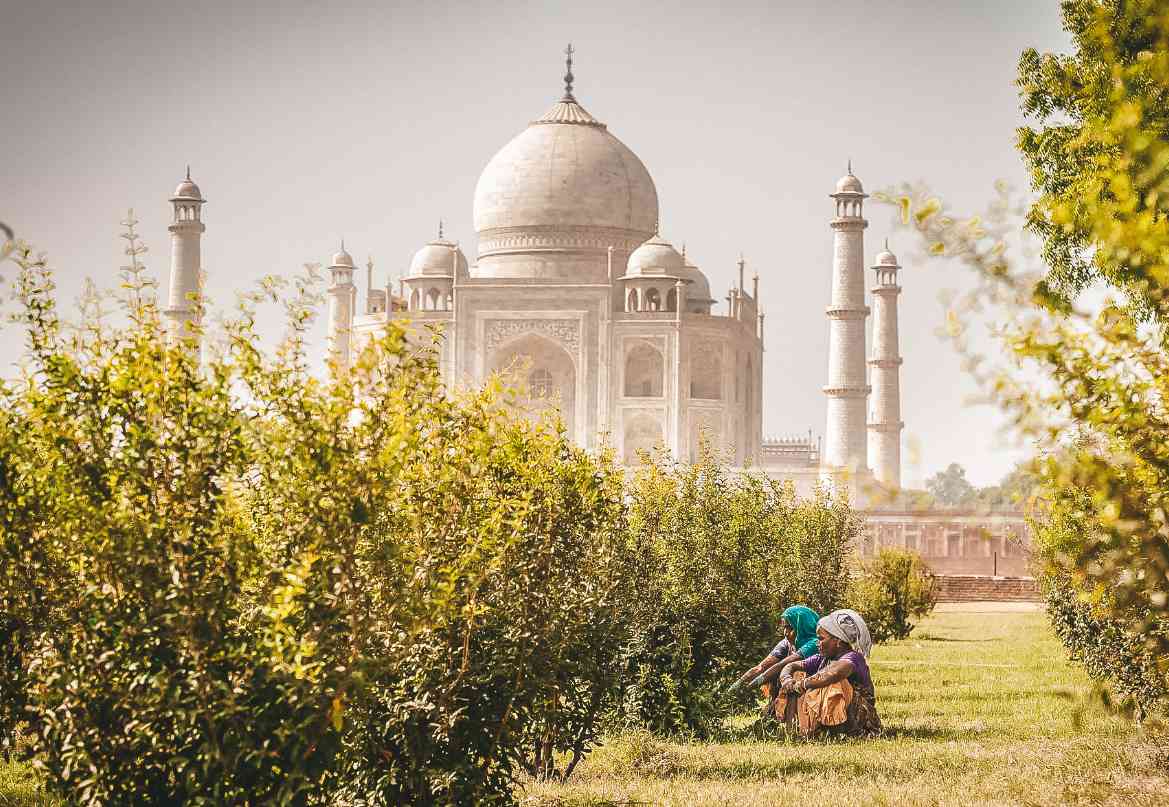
<box><xmin>438</xmin><ymin>219</ymin><xmax>444</xmax><ymax>239</ymax></box>
<box><xmin>847</xmin><ymin>158</ymin><xmax>853</xmax><ymax>175</ymax></box>
<box><xmin>884</xmin><ymin>237</ymin><xmax>889</xmax><ymax>250</ymax></box>
<box><xmin>563</xmin><ymin>43</ymin><xmax>575</xmax><ymax>100</ymax></box>
<box><xmin>186</xmin><ymin>164</ymin><xmax>191</xmax><ymax>181</ymax></box>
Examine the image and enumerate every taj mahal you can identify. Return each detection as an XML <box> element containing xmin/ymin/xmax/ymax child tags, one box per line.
<box><xmin>161</xmin><ymin>49</ymin><xmax>908</xmax><ymax>502</ymax></box>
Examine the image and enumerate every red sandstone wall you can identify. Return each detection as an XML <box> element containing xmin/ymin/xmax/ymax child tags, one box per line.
<box><xmin>933</xmin><ymin>574</ymin><xmax>1041</xmax><ymax>602</ymax></box>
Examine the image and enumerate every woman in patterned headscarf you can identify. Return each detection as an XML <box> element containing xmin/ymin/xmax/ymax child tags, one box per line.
<box><xmin>775</xmin><ymin>609</ymin><xmax>882</xmax><ymax>737</ymax></box>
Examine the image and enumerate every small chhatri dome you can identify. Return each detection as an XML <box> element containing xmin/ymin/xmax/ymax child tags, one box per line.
<box><xmin>678</xmin><ymin>256</ymin><xmax>714</xmax><ymax>305</ymax></box>
<box><xmin>409</xmin><ymin>228</ymin><xmax>469</xmax><ymax>278</ymax></box>
<box><xmin>835</xmin><ymin>173</ymin><xmax>864</xmax><ymax>194</ymax></box>
<box><xmin>875</xmin><ymin>238</ymin><xmax>899</xmax><ymax>267</ymax></box>
<box><xmin>625</xmin><ymin>233</ymin><xmax>684</xmax><ymax>277</ymax></box>
<box><xmin>331</xmin><ymin>242</ymin><xmax>355</xmax><ymax>268</ymax></box>
<box><xmin>172</xmin><ymin>166</ymin><xmax>203</xmax><ymax>201</ymax></box>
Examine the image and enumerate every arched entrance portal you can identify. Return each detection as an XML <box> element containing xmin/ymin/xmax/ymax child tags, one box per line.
<box><xmin>489</xmin><ymin>333</ymin><xmax>577</xmax><ymax>435</ymax></box>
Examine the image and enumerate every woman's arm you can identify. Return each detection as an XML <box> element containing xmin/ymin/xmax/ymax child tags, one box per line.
<box><xmin>794</xmin><ymin>659</ymin><xmax>855</xmax><ymax>693</ymax></box>
<box><xmin>778</xmin><ymin>659</ymin><xmax>806</xmax><ymax>692</ymax></box>
<box><xmin>753</xmin><ymin>652</ymin><xmax>802</xmax><ymax>686</ymax></box>
<box><xmin>735</xmin><ymin>653</ymin><xmax>779</xmax><ymax>685</ymax></box>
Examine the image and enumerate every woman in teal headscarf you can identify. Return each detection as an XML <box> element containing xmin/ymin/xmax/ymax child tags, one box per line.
<box><xmin>727</xmin><ymin>605</ymin><xmax>821</xmax><ymax>699</ymax></box>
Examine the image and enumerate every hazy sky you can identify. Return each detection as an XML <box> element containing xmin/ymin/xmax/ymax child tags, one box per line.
<box><xmin>1</xmin><ymin>0</ymin><xmax>1072</xmax><ymax>486</ymax></box>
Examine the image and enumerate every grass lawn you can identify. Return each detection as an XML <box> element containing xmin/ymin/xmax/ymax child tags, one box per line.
<box><xmin>0</xmin><ymin>760</ymin><xmax>50</xmax><ymax>807</ymax></box>
<box><xmin>521</xmin><ymin>606</ymin><xmax>1169</xmax><ymax>807</ymax></box>
<box><xmin>2</xmin><ymin>606</ymin><xmax>1165</xmax><ymax>806</ymax></box>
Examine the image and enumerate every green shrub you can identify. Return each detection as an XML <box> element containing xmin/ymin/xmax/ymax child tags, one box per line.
<box><xmin>2</xmin><ymin>249</ymin><xmax>338</xmax><ymax>805</ymax></box>
<box><xmin>615</xmin><ymin>446</ymin><xmax>859</xmax><ymax>736</ymax></box>
<box><xmin>1032</xmin><ymin>484</ymin><xmax>1168</xmax><ymax>718</ymax></box>
<box><xmin>849</xmin><ymin>548</ymin><xmax>938</xmax><ymax>643</ymax></box>
<box><xmin>0</xmin><ymin>238</ymin><xmax>631</xmax><ymax>804</ymax></box>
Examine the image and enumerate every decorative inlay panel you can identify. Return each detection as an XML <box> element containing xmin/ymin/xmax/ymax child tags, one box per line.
<box><xmin>485</xmin><ymin>317</ymin><xmax>581</xmax><ymax>356</ymax></box>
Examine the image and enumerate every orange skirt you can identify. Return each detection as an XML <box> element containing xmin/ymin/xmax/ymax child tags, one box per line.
<box><xmin>772</xmin><ymin>671</ymin><xmax>854</xmax><ymax>735</ymax></box>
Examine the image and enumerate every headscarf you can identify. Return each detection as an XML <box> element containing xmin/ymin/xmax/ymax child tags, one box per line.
<box><xmin>817</xmin><ymin>609</ymin><xmax>873</xmax><ymax>658</ymax></box>
<box><xmin>781</xmin><ymin>605</ymin><xmax>820</xmax><ymax>658</ymax></box>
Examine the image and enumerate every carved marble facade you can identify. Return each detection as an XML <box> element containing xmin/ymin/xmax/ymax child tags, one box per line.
<box><xmin>344</xmin><ymin>74</ymin><xmax>764</xmax><ymax>466</ymax></box>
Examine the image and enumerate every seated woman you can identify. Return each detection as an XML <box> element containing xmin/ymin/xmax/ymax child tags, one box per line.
<box><xmin>776</xmin><ymin>609</ymin><xmax>881</xmax><ymax>737</ymax></box>
<box><xmin>728</xmin><ymin>605</ymin><xmax>820</xmax><ymax>713</ymax></box>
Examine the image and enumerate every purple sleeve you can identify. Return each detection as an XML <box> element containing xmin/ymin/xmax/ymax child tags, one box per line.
<box><xmin>840</xmin><ymin>651</ymin><xmax>873</xmax><ymax>689</ymax></box>
<box><xmin>800</xmin><ymin>654</ymin><xmax>824</xmax><ymax>675</ymax></box>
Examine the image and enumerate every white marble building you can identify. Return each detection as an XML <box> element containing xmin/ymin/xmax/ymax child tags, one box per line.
<box><xmin>165</xmin><ymin>51</ymin><xmax>907</xmax><ymax>493</ymax></box>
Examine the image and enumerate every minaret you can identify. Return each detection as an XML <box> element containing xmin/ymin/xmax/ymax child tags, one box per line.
<box><xmin>327</xmin><ymin>242</ymin><xmax>356</xmax><ymax>368</ymax></box>
<box><xmin>823</xmin><ymin>164</ymin><xmax>871</xmax><ymax>476</ymax></box>
<box><xmin>165</xmin><ymin>167</ymin><xmax>206</xmax><ymax>343</ymax></box>
<box><xmin>869</xmin><ymin>241</ymin><xmax>904</xmax><ymax>487</ymax></box>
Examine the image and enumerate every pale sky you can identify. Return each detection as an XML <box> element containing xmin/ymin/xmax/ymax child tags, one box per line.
<box><xmin>1</xmin><ymin>0</ymin><xmax>1072</xmax><ymax>487</ymax></box>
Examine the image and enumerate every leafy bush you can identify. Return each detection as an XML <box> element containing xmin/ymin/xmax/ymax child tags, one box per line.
<box><xmin>615</xmin><ymin>446</ymin><xmax>858</xmax><ymax>736</ymax></box>
<box><xmin>2</xmin><ymin>249</ymin><xmax>339</xmax><ymax>805</ymax></box>
<box><xmin>1032</xmin><ymin>484</ymin><xmax>1168</xmax><ymax>718</ymax></box>
<box><xmin>0</xmin><ymin>237</ymin><xmax>632</xmax><ymax>804</ymax></box>
<box><xmin>849</xmin><ymin>548</ymin><xmax>938</xmax><ymax>643</ymax></box>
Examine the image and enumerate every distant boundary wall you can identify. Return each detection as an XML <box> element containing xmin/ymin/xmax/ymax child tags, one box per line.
<box><xmin>933</xmin><ymin>574</ymin><xmax>1041</xmax><ymax>602</ymax></box>
<box><xmin>859</xmin><ymin>508</ymin><xmax>1032</xmax><ymax>578</ymax></box>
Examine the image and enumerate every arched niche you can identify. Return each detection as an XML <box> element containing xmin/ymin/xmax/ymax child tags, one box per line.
<box><xmin>624</xmin><ymin>342</ymin><xmax>664</xmax><ymax>398</ymax></box>
<box><xmin>623</xmin><ymin>413</ymin><xmax>664</xmax><ymax>465</ymax></box>
<box><xmin>690</xmin><ymin>343</ymin><xmax>722</xmax><ymax>400</ymax></box>
<box><xmin>645</xmin><ymin>288</ymin><xmax>661</xmax><ymax>311</ymax></box>
<box><xmin>489</xmin><ymin>332</ymin><xmax>576</xmax><ymax>433</ymax></box>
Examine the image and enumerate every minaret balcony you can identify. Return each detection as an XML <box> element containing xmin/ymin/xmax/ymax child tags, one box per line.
<box><xmin>829</xmin><ymin>218</ymin><xmax>869</xmax><ymax>230</ymax></box>
<box><xmin>822</xmin><ymin>385</ymin><xmax>871</xmax><ymax>398</ymax></box>
<box><xmin>825</xmin><ymin>305</ymin><xmax>870</xmax><ymax>319</ymax></box>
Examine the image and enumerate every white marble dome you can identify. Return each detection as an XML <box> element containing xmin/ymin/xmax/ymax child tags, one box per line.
<box><xmin>875</xmin><ymin>247</ymin><xmax>899</xmax><ymax>266</ymax></box>
<box><xmin>409</xmin><ymin>238</ymin><xmax>469</xmax><ymax>278</ymax></box>
<box><xmin>472</xmin><ymin>96</ymin><xmax>659</xmax><ymax>276</ymax></box>
<box><xmin>625</xmin><ymin>234</ymin><xmax>683</xmax><ymax>277</ymax></box>
<box><xmin>331</xmin><ymin>247</ymin><xmax>354</xmax><ymax>267</ymax></box>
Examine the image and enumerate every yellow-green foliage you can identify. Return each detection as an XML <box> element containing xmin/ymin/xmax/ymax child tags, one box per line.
<box><xmin>878</xmin><ymin>0</ymin><xmax>1169</xmax><ymax>672</ymax></box>
<box><xmin>0</xmin><ymin>234</ymin><xmax>632</xmax><ymax>804</ymax></box>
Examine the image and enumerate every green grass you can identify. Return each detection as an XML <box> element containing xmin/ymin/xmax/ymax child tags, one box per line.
<box><xmin>3</xmin><ymin>608</ymin><xmax>1165</xmax><ymax>805</ymax></box>
<box><xmin>0</xmin><ymin>760</ymin><xmax>53</xmax><ymax>807</ymax></box>
<box><xmin>521</xmin><ymin>607</ymin><xmax>1169</xmax><ymax>807</ymax></box>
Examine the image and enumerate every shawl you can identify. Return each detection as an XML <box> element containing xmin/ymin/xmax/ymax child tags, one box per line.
<box><xmin>817</xmin><ymin>609</ymin><xmax>874</xmax><ymax>658</ymax></box>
